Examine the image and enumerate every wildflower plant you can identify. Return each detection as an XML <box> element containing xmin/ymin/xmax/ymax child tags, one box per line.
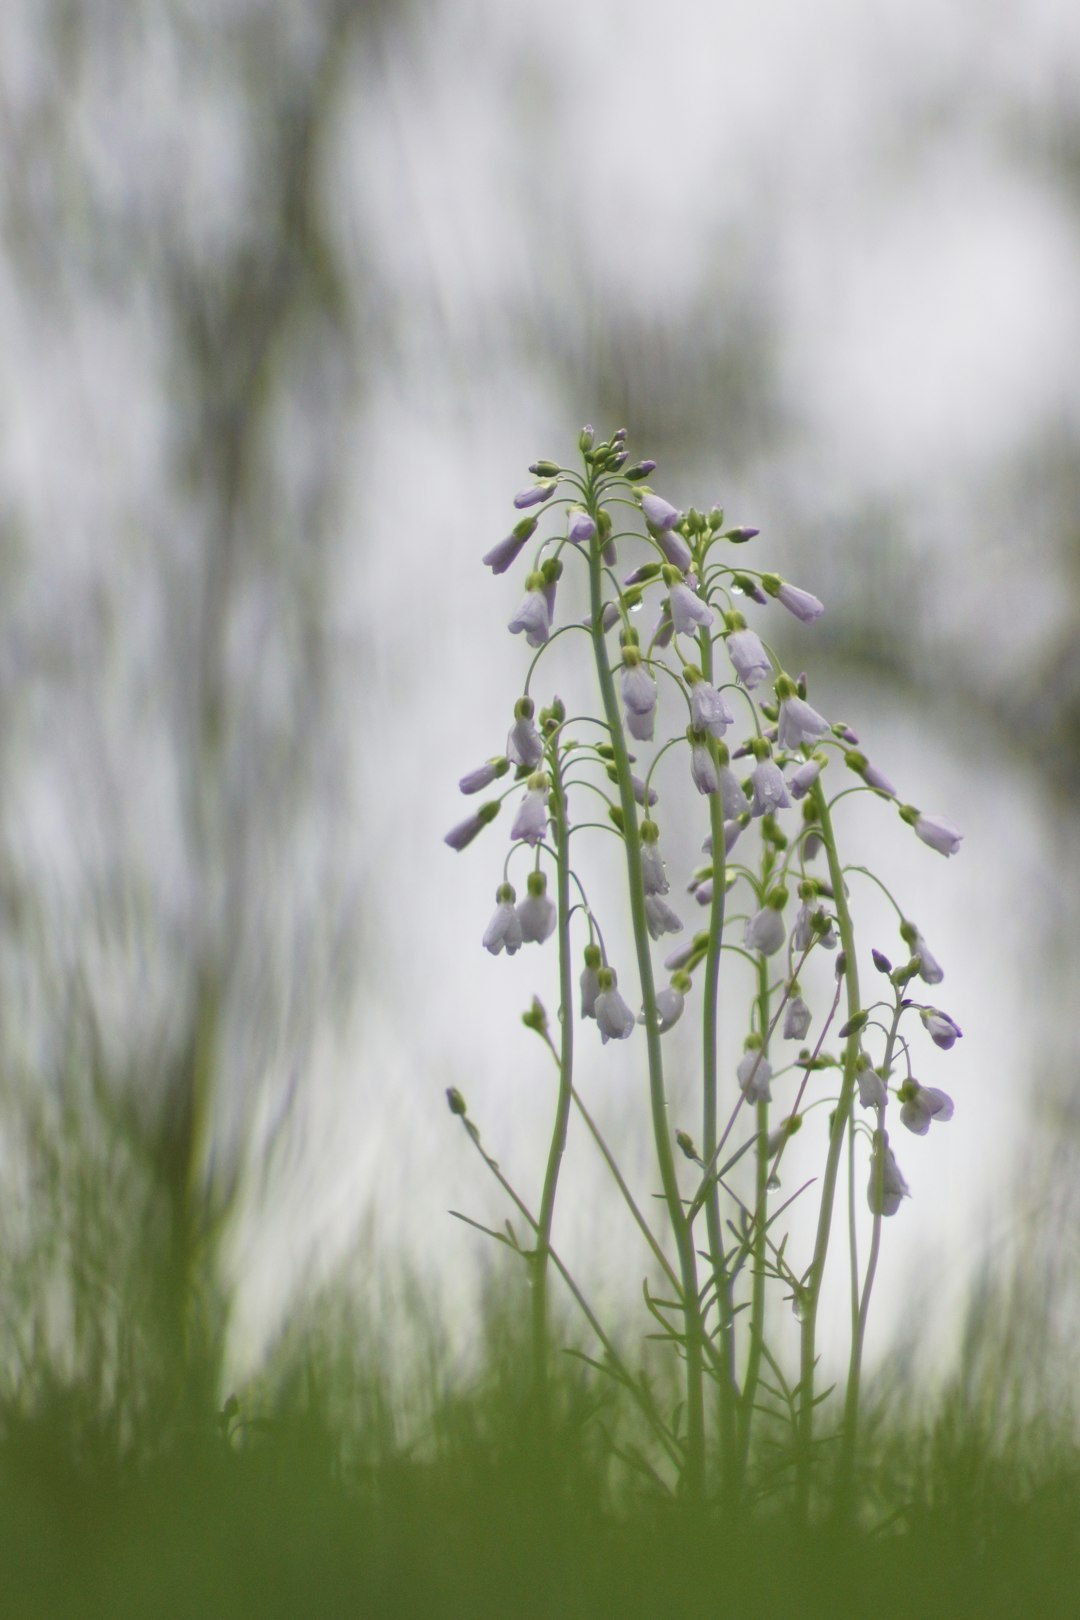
<box><xmin>444</xmin><ymin>426</ymin><xmax>963</xmax><ymax>1515</ymax></box>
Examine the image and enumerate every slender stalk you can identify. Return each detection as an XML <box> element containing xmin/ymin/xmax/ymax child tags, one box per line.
<box><xmin>836</xmin><ymin>997</ymin><xmax>903</xmax><ymax>1509</ymax></box>
<box><xmin>584</xmin><ymin>483</ymin><xmax>706</xmax><ymax>1501</ymax></box>
<box><xmin>698</xmin><ymin>629</ymin><xmax>739</xmax><ymax>1500</ymax></box>
<box><xmin>531</xmin><ymin>741</ymin><xmax>575</xmax><ymax>1434</ymax></box>
<box><xmin>737</xmin><ymin>958</ymin><xmax>772</xmax><ymax>1484</ymax></box>
<box><xmin>795</xmin><ymin>783</ymin><xmax>862</xmax><ymax>1519</ymax></box>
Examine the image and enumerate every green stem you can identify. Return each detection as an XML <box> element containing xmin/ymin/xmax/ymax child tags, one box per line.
<box><xmin>698</xmin><ymin>630</ymin><xmax>739</xmax><ymax>1500</ymax></box>
<box><xmin>796</xmin><ymin>780</ymin><xmax>862</xmax><ymax>1520</ymax></box>
<box><xmin>584</xmin><ymin>481</ymin><xmax>706</xmax><ymax>1502</ymax></box>
<box><xmin>737</xmin><ymin>958</ymin><xmax>772</xmax><ymax>1486</ymax></box>
<box><xmin>531</xmin><ymin>741</ymin><xmax>575</xmax><ymax>1436</ymax></box>
<box><xmin>837</xmin><ymin>998</ymin><xmax>903</xmax><ymax>1512</ymax></box>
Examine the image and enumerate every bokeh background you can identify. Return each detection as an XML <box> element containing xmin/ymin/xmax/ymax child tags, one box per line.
<box><xmin>2</xmin><ymin>0</ymin><xmax>1079</xmax><ymax>1422</ymax></box>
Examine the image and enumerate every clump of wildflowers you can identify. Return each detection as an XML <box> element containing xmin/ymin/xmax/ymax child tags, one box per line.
<box><xmin>444</xmin><ymin>425</ymin><xmax>963</xmax><ymax>1509</ymax></box>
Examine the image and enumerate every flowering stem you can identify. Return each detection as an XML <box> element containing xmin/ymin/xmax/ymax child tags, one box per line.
<box><xmin>531</xmin><ymin>740</ymin><xmax>575</xmax><ymax>1435</ymax></box>
<box><xmin>796</xmin><ymin>781</ymin><xmax>862</xmax><ymax>1519</ymax></box>
<box><xmin>698</xmin><ymin>628</ymin><xmax>739</xmax><ymax>1500</ymax></box>
<box><xmin>737</xmin><ymin>958</ymin><xmax>772</xmax><ymax>1486</ymax></box>
<box><xmin>837</xmin><ymin>998</ymin><xmax>902</xmax><ymax>1512</ymax></box>
<box><xmin>584</xmin><ymin>484</ymin><xmax>707</xmax><ymax>1502</ymax></box>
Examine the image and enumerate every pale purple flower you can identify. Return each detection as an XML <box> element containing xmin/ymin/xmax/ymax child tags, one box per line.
<box><xmin>750</xmin><ymin>759</ymin><xmax>791</xmax><ymax>817</ymax></box>
<box><xmin>665</xmin><ymin>935</ymin><xmax>707</xmax><ymax>972</ymax></box>
<box><xmin>640</xmin><ymin>492</ymin><xmax>681</xmax><ymax>532</ymax></box>
<box><xmin>508</xmin><ymin>582</ymin><xmax>551</xmax><ymax>648</ymax></box>
<box><xmin>444</xmin><ymin>805</ymin><xmax>496</xmax><ymax>852</ymax></box>
<box><xmin>459</xmin><ymin>758</ymin><xmax>508</xmax><ymax>795</ymax></box>
<box><xmin>738</xmin><ymin>1049</ymin><xmax>772</xmax><ymax>1104</ymax></box>
<box><xmin>744</xmin><ymin>906</ymin><xmax>786</xmax><ymax>956</ymax></box>
<box><xmin>599</xmin><ymin>601</ymin><xmax>620</xmax><ymax>632</ymax></box>
<box><xmin>914</xmin><ymin>813</ymin><xmax>963</xmax><ymax>857</ymax></box>
<box><xmin>783</xmin><ymin>996</ymin><xmax>811</xmax><ymax>1040</ymax></box>
<box><xmin>639</xmin><ymin>986</ymin><xmax>685</xmax><ymax>1032</ymax></box>
<box><xmin>482</xmin><ymin>885</ymin><xmax>523</xmax><ymax>956</ymax></box>
<box><xmin>899</xmin><ymin>1082</ymin><xmax>954</xmax><ymax>1136</ymax></box>
<box><xmin>718</xmin><ymin>769</ymin><xmax>750</xmax><ymax>819</ymax></box>
<box><xmin>726</xmin><ymin>628</ymin><xmax>771</xmax><ymax>689</ymax></box>
<box><xmin>862</xmin><ymin>761</ymin><xmax>897</xmax><ymax>796</ymax></box>
<box><xmin>620</xmin><ymin>659</ymin><xmax>658</xmax><ymax>716</ymax></box>
<box><xmin>510</xmin><ymin>780</ymin><xmax>549</xmax><ymax>847</ymax></box>
<box><xmin>640</xmin><ymin>839</ymin><xmax>669</xmax><ymax>895</ymax></box>
<box><xmin>507</xmin><ymin>712</ymin><xmax>544</xmax><ymax>768</ymax></box>
<box><xmin>669</xmin><ymin>582</ymin><xmax>713</xmax><ymax>636</ymax></box>
<box><xmin>483</xmin><ymin>530</ymin><xmax>530</xmax><ymax>574</ymax></box>
<box><xmin>631</xmin><ymin>774</ymin><xmax>658</xmax><ymax>808</ymax></box>
<box><xmin>595</xmin><ymin>977</ymin><xmax>636</xmax><ymax>1043</ymax></box>
<box><xmin>580</xmin><ymin>946</ymin><xmax>602</xmax><ymax>1018</ymax></box>
<box><xmin>627</xmin><ymin>705</ymin><xmax>655</xmax><ymax>742</ymax></box>
<box><xmin>792</xmin><ymin>901</ymin><xmax>836</xmax><ymax>953</ymax></box>
<box><xmin>867</xmin><ymin>1135</ymin><xmax>909</xmax><ymax>1217</ymax></box>
<box><xmin>513</xmin><ymin>480</ymin><xmax>557</xmax><ymax>509</ymax></box>
<box><xmin>920</xmin><ymin>1008</ymin><xmax>962</xmax><ymax>1049</ymax></box>
<box><xmin>690</xmin><ymin>680</ymin><xmax>733</xmax><ymax>739</ymax></box>
<box><xmin>690</xmin><ymin>740</ymin><xmax>720</xmax><ymax>795</ymax></box>
<box><xmin>903</xmin><ymin>924</ymin><xmax>944</xmax><ymax>985</ymax></box>
<box><xmin>656</xmin><ymin>527</ymin><xmax>693</xmax><ymax>572</ymax></box>
<box><xmin>652</xmin><ymin>606</ymin><xmax>674</xmax><ymax>649</ymax></box>
<box><xmin>517</xmin><ymin>874</ymin><xmax>556</xmax><ymax>943</ymax></box>
<box><xmin>787</xmin><ymin>757</ymin><xmax>822</xmax><ymax>799</ymax></box>
<box><xmin>775</xmin><ymin>582</ymin><xmax>824</xmax><ymax>623</ymax></box>
<box><xmin>694</xmin><ymin>880</ymin><xmax>713</xmax><ymax>905</ymax></box>
<box><xmin>778</xmin><ymin>695</ymin><xmax>830</xmax><ymax>750</ymax></box>
<box><xmin>567</xmin><ymin>509</ymin><xmax>597</xmax><ymax>544</ymax></box>
<box><xmin>645</xmin><ymin>894</ymin><xmax>684</xmax><ymax>940</ymax></box>
<box><xmin>857</xmin><ymin>1067</ymin><xmax>887</xmax><ymax>1110</ymax></box>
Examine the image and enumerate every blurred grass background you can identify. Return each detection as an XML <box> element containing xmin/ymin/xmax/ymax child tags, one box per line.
<box><xmin>2</xmin><ymin>0</ymin><xmax>1080</xmax><ymax>1612</ymax></box>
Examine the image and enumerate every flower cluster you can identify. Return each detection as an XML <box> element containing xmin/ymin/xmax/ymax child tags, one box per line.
<box><xmin>447</xmin><ymin>424</ymin><xmax>962</xmax><ymax>1192</ymax></box>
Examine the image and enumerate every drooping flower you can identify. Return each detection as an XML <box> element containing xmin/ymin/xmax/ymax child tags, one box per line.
<box><xmin>862</xmin><ymin>760</ymin><xmax>897</xmax><ymax>796</ymax></box>
<box><xmin>777</xmin><ymin>694</ymin><xmax>830</xmax><ymax>750</ymax></box>
<box><xmin>627</xmin><ymin>705</ymin><xmax>655</xmax><ymax>742</ymax></box>
<box><xmin>508</xmin><ymin>573</ymin><xmax>551</xmax><ymax>648</ymax></box>
<box><xmin>726</xmin><ymin>627</ymin><xmax>772</xmax><ymax>689</ymax></box>
<box><xmin>792</xmin><ymin>899</ymin><xmax>836</xmax><ymax>953</ymax></box>
<box><xmin>899</xmin><ymin>920</ymin><xmax>944</xmax><ymax>984</ymax></box>
<box><xmin>444</xmin><ymin>801</ymin><xmax>500</xmax><ymax>851</ymax></box>
<box><xmin>594</xmin><ymin>969</ymin><xmax>635</xmax><ymax>1043</ymax></box>
<box><xmin>718</xmin><ymin>768</ymin><xmax>750</xmax><ymax>819</ymax></box>
<box><xmin>482</xmin><ymin>884</ymin><xmax>523</xmax><ymax>956</ymax></box>
<box><xmin>738</xmin><ymin>1048</ymin><xmax>772</xmax><ymax>1104</ymax></box>
<box><xmin>459</xmin><ymin>757</ymin><xmax>509</xmax><ymax>795</ymax></box>
<box><xmin>919</xmin><ymin>1008</ymin><xmax>962</xmax><ymax>1049</ymax></box>
<box><xmin>750</xmin><ymin>759</ymin><xmax>791</xmax><ymax>817</ymax></box>
<box><xmin>631</xmin><ymin>774</ymin><xmax>658</xmax><ymax>808</ymax></box>
<box><xmin>665</xmin><ymin>932</ymin><xmax>709</xmax><ymax>972</ymax></box>
<box><xmin>510</xmin><ymin>775</ymin><xmax>550</xmax><ymax>846</ymax></box>
<box><xmin>656</xmin><ymin>527</ymin><xmax>693</xmax><ymax>572</ymax></box>
<box><xmin>639</xmin><ymin>984</ymin><xmax>685</xmax><ymax>1032</ymax></box>
<box><xmin>899</xmin><ymin>1080</ymin><xmax>955</xmax><ymax>1135</ymax></box>
<box><xmin>567</xmin><ymin>507</ymin><xmax>597</xmax><ymax>545</ymax></box>
<box><xmin>783</xmin><ymin>995</ymin><xmax>812</xmax><ymax>1040</ymax></box>
<box><xmin>867</xmin><ymin>1134</ymin><xmax>909</xmax><ymax>1216</ymax></box>
<box><xmin>857</xmin><ymin>1064</ymin><xmax>887</xmax><ymax>1110</ymax></box>
<box><xmin>763</xmin><ymin>576</ymin><xmax>824</xmax><ymax>623</ymax></box>
<box><xmin>688</xmin><ymin>677</ymin><xmax>734</xmax><ymax>740</ymax></box>
<box><xmin>507</xmin><ymin>704</ymin><xmax>545</xmax><ymax>768</ymax></box>
<box><xmin>640</xmin><ymin>826</ymin><xmax>669</xmax><ymax>895</ymax></box>
<box><xmin>645</xmin><ymin>894</ymin><xmax>684</xmax><ymax>940</ymax></box>
<box><xmin>744</xmin><ymin>905</ymin><xmax>786</xmax><ymax>956</ymax></box>
<box><xmin>669</xmin><ymin>581</ymin><xmax>714</xmax><ymax>636</ymax></box>
<box><xmin>690</xmin><ymin>737</ymin><xmax>720</xmax><ymax>795</ymax></box>
<box><xmin>513</xmin><ymin>479</ymin><xmax>557</xmax><ymax>509</ymax></box>
<box><xmin>483</xmin><ymin>514</ymin><xmax>538</xmax><ymax>574</ymax></box>
<box><xmin>640</xmin><ymin>492</ymin><xmax>681</xmax><ymax>533</ymax></box>
<box><xmin>913</xmin><ymin>813</ymin><xmax>963</xmax><ymax>857</ymax></box>
<box><xmin>580</xmin><ymin>943</ymin><xmax>602</xmax><ymax>1018</ymax></box>
<box><xmin>619</xmin><ymin>654</ymin><xmax>658</xmax><ymax>718</ymax></box>
<box><xmin>787</xmin><ymin>757</ymin><xmax>823</xmax><ymax>799</ymax></box>
<box><xmin>517</xmin><ymin>870</ymin><xmax>556</xmax><ymax>943</ymax></box>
